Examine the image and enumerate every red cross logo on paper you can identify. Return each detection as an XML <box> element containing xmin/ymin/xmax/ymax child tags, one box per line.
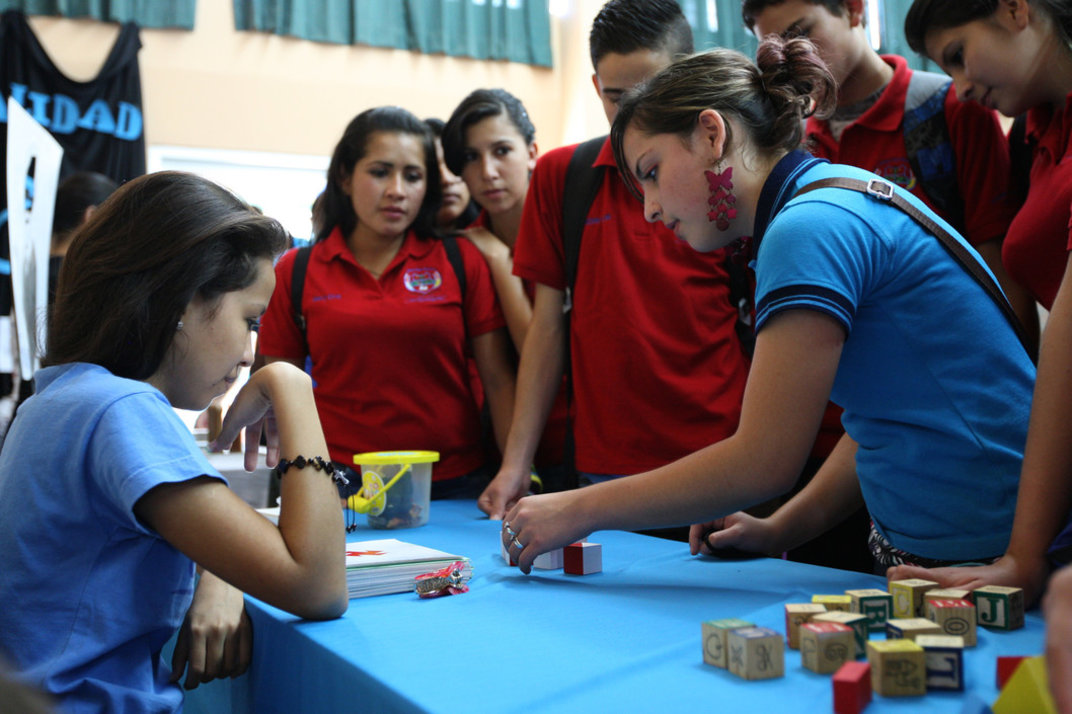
<box><xmin>403</xmin><ymin>268</ymin><xmax>443</xmax><ymax>294</ymax></box>
<box><xmin>873</xmin><ymin>158</ymin><xmax>917</xmax><ymax>190</ymax></box>
<box><xmin>346</xmin><ymin>550</ymin><xmax>386</xmax><ymax>557</ymax></box>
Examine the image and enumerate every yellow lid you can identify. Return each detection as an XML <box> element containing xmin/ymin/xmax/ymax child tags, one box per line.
<box><xmin>353</xmin><ymin>450</ymin><xmax>440</xmax><ymax>465</ymax></box>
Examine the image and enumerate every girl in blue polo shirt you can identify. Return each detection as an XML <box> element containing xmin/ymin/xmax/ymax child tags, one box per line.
<box><xmin>0</xmin><ymin>172</ymin><xmax>347</xmax><ymax>713</ymax></box>
<box><xmin>499</xmin><ymin>36</ymin><xmax>1035</xmax><ymax>577</ymax></box>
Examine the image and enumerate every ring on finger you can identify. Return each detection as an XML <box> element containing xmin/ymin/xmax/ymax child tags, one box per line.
<box><xmin>511</xmin><ymin>535</ymin><xmax>525</xmax><ymax>551</ymax></box>
<box><xmin>504</xmin><ymin>522</ymin><xmax>517</xmax><ymax>539</ymax></box>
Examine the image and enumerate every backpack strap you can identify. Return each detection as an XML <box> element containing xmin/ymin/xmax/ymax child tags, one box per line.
<box><xmin>793</xmin><ymin>177</ymin><xmax>1035</xmax><ymax>363</ymax></box>
<box><xmin>557</xmin><ymin>137</ymin><xmax>607</xmax><ymax>488</ymax></box>
<box><xmin>441</xmin><ymin>234</ymin><xmax>468</xmax><ymax>338</ymax></box>
<box><xmin>1007</xmin><ymin>113</ymin><xmax>1033</xmax><ymax>208</ymax></box>
<box><xmin>562</xmin><ymin>136</ymin><xmax>608</xmax><ymax>311</ymax></box>
<box><xmin>290</xmin><ymin>245</ymin><xmax>313</xmax><ymax>348</ymax></box>
<box><xmin>442</xmin><ymin>234</ymin><xmax>467</xmax><ymax>298</ymax></box>
<box><xmin>903</xmin><ymin>71</ymin><xmax>966</xmax><ymax>234</ymax></box>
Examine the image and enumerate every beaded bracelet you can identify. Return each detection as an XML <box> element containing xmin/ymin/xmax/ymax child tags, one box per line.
<box><xmin>271</xmin><ymin>455</ymin><xmax>350</xmax><ymax>488</ymax></box>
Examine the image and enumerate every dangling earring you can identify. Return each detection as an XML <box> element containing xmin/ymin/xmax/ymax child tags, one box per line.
<box><xmin>706</xmin><ymin>162</ymin><xmax>737</xmax><ymax>231</ymax></box>
<box><xmin>176</xmin><ymin>321</ymin><xmax>184</xmax><ymax>331</ymax></box>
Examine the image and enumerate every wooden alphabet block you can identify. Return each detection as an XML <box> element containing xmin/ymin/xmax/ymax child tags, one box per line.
<box><xmin>727</xmin><ymin>626</ymin><xmax>785</xmax><ymax>681</ymax></box>
<box><xmin>563</xmin><ymin>542</ymin><xmax>601</xmax><ymax>575</ymax></box>
<box><xmin>973</xmin><ymin>585</ymin><xmax>1025</xmax><ymax>630</ymax></box>
<box><xmin>833</xmin><ymin>661</ymin><xmax>872</xmax><ymax>714</ymax></box>
<box><xmin>867</xmin><ymin>639</ymin><xmax>926</xmax><ymax>697</ymax></box>
<box><xmin>889</xmin><ymin>579</ymin><xmax>939</xmax><ymax>618</ymax></box>
<box><xmin>885</xmin><ymin>617</ymin><xmax>942</xmax><ymax>641</ymax></box>
<box><xmin>800</xmin><ymin>622</ymin><xmax>854</xmax><ymax>674</ymax></box>
<box><xmin>784</xmin><ymin>603</ymin><xmax>827</xmax><ymax>649</ymax></box>
<box><xmin>915</xmin><ymin>634</ymin><xmax>965</xmax><ymax>691</ymax></box>
<box><xmin>925</xmin><ymin>598</ymin><xmax>977</xmax><ymax>646</ymax></box>
<box><xmin>846</xmin><ymin>588</ymin><xmax>893</xmax><ymax>632</ymax></box>
<box><xmin>997</xmin><ymin>655</ymin><xmax>1028</xmax><ymax>689</ymax></box>
<box><xmin>532</xmin><ymin>548</ymin><xmax>563</xmax><ymax>570</ymax></box>
<box><xmin>813</xmin><ymin>611</ymin><xmax>869</xmax><ymax>658</ymax></box>
<box><xmin>993</xmin><ymin>656</ymin><xmax>1057</xmax><ymax>714</ymax></box>
<box><xmin>925</xmin><ymin>587</ymin><xmax>973</xmax><ymax>606</ymax></box>
<box><xmin>812</xmin><ymin>594</ymin><xmax>853</xmax><ymax>612</ymax></box>
<box><xmin>701</xmin><ymin>618</ymin><xmax>753</xmax><ymax>669</ymax></box>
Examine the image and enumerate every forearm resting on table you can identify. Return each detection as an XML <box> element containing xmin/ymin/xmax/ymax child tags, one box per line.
<box><xmin>142</xmin><ymin>364</ymin><xmax>347</xmax><ymax>619</ymax></box>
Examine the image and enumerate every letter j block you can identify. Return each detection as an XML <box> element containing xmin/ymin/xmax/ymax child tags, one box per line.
<box><xmin>974</xmin><ymin>585</ymin><xmax>1025</xmax><ymax>630</ymax></box>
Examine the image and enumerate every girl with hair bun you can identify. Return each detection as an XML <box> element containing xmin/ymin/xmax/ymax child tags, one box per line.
<box><xmin>499</xmin><ymin>38</ymin><xmax>1035</xmax><ymax>581</ymax></box>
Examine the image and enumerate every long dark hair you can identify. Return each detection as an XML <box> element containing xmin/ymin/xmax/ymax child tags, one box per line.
<box><xmin>905</xmin><ymin>0</ymin><xmax>1072</xmax><ymax>55</ymax></box>
<box><xmin>318</xmin><ymin>106</ymin><xmax>442</xmax><ymax>243</ymax></box>
<box><xmin>45</xmin><ymin>171</ymin><xmax>289</xmax><ymax>379</ymax></box>
<box><xmin>610</xmin><ymin>36</ymin><xmax>836</xmax><ymax>195</ymax></box>
<box><xmin>441</xmin><ymin>88</ymin><xmax>536</xmax><ymax>177</ymax></box>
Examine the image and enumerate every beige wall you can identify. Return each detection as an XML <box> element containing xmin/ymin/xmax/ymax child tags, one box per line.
<box><xmin>26</xmin><ymin>0</ymin><xmax>610</xmax><ymax>159</ymax></box>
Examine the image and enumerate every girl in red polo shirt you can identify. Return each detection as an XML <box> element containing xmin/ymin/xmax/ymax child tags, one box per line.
<box><xmin>441</xmin><ymin>89</ymin><xmax>570</xmax><ymax>504</ymax></box>
<box><xmin>258</xmin><ymin>106</ymin><xmax>516</xmax><ymax>500</ymax></box>
<box><xmin>892</xmin><ymin>0</ymin><xmax>1072</xmax><ymax>625</ymax></box>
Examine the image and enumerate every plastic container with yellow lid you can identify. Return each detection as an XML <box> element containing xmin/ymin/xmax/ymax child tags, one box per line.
<box><xmin>350</xmin><ymin>451</ymin><xmax>439</xmax><ymax>529</ymax></box>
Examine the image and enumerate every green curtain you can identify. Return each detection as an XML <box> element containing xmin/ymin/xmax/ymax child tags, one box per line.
<box><xmin>876</xmin><ymin>0</ymin><xmax>937</xmax><ymax>71</ymax></box>
<box><xmin>233</xmin><ymin>0</ymin><xmax>552</xmax><ymax>68</ymax></box>
<box><xmin>0</xmin><ymin>0</ymin><xmax>195</xmax><ymax>28</ymax></box>
<box><xmin>682</xmin><ymin>0</ymin><xmax>756</xmax><ymax>55</ymax></box>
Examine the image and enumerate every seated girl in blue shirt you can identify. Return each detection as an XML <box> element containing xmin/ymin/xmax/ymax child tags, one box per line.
<box><xmin>0</xmin><ymin>171</ymin><xmax>347</xmax><ymax>713</ymax></box>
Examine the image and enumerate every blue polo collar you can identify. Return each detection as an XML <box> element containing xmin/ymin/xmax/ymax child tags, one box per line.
<box><xmin>749</xmin><ymin>150</ymin><xmax>828</xmax><ymax>261</ymax></box>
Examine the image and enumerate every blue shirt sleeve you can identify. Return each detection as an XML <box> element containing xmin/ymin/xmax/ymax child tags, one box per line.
<box><xmin>87</xmin><ymin>390</ymin><xmax>223</xmax><ymax>536</ymax></box>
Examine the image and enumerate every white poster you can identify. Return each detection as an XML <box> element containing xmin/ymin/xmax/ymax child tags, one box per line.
<box><xmin>6</xmin><ymin>97</ymin><xmax>62</xmax><ymax>381</ymax></box>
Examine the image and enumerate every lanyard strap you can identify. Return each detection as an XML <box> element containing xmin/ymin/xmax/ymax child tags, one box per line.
<box><xmin>793</xmin><ymin>177</ymin><xmax>1035</xmax><ymax>363</ymax></box>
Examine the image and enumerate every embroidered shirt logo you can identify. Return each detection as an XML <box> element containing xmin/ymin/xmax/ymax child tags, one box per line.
<box><xmin>404</xmin><ymin>268</ymin><xmax>443</xmax><ymax>294</ymax></box>
<box><xmin>873</xmin><ymin>158</ymin><xmax>917</xmax><ymax>190</ymax></box>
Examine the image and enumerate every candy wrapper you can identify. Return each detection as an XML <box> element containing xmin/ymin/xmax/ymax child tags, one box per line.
<box><xmin>415</xmin><ymin>560</ymin><xmax>471</xmax><ymax>598</ymax></box>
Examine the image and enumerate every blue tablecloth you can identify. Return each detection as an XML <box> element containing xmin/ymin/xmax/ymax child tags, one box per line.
<box><xmin>185</xmin><ymin>500</ymin><xmax>1043</xmax><ymax>713</ymax></box>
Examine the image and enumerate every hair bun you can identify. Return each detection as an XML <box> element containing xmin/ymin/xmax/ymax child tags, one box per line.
<box><xmin>755</xmin><ymin>35</ymin><xmax>836</xmax><ymax>122</ymax></box>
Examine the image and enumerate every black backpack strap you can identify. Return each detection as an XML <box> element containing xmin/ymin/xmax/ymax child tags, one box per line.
<box><xmin>556</xmin><ymin>136</ymin><xmax>607</xmax><ymax>489</ymax></box>
<box><xmin>793</xmin><ymin>177</ymin><xmax>1035</xmax><ymax>363</ymax></box>
<box><xmin>1008</xmin><ymin>113</ymin><xmax>1033</xmax><ymax>208</ymax></box>
<box><xmin>441</xmin><ymin>234</ymin><xmax>468</xmax><ymax>339</ymax></box>
<box><xmin>442</xmin><ymin>234</ymin><xmax>467</xmax><ymax>298</ymax></box>
<box><xmin>290</xmin><ymin>245</ymin><xmax>313</xmax><ymax>348</ymax></box>
<box><xmin>562</xmin><ymin>136</ymin><xmax>608</xmax><ymax>310</ymax></box>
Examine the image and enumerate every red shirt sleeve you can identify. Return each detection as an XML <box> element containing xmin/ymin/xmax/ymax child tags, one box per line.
<box><xmin>512</xmin><ymin>144</ymin><xmax>575</xmax><ymax>290</ymax></box>
<box><xmin>946</xmin><ymin>87</ymin><xmax>1019</xmax><ymax>246</ymax></box>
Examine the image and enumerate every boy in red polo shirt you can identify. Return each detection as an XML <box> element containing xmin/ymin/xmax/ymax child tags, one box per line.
<box><xmin>479</xmin><ymin>0</ymin><xmax>751</xmax><ymax>526</ymax></box>
<box><xmin>743</xmin><ymin>0</ymin><xmax>1034</xmax><ymax>342</ymax></box>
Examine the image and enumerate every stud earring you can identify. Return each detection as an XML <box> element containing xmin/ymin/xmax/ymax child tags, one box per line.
<box><xmin>706</xmin><ymin>162</ymin><xmax>737</xmax><ymax>231</ymax></box>
<box><xmin>176</xmin><ymin>321</ymin><xmax>184</xmax><ymax>331</ymax></box>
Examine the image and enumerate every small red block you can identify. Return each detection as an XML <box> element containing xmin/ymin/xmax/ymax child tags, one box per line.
<box><xmin>563</xmin><ymin>541</ymin><xmax>602</xmax><ymax>574</ymax></box>
<box><xmin>996</xmin><ymin>655</ymin><xmax>1028</xmax><ymax>689</ymax></box>
<box><xmin>833</xmin><ymin>660</ymin><xmax>871</xmax><ymax>714</ymax></box>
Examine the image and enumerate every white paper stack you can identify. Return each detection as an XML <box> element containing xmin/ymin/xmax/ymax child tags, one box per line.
<box><xmin>345</xmin><ymin>538</ymin><xmax>472</xmax><ymax>598</ymax></box>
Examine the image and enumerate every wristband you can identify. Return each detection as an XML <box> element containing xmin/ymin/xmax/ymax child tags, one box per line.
<box><xmin>271</xmin><ymin>455</ymin><xmax>350</xmax><ymax>488</ymax></box>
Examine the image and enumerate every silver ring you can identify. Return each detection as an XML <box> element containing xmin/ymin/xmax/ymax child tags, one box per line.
<box><xmin>511</xmin><ymin>536</ymin><xmax>525</xmax><ymax>551</ymax></box>
<box><xmin>503</xmin><ymin>522</ymin><xmax>517</xmax><ymax>539</ymax></box>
